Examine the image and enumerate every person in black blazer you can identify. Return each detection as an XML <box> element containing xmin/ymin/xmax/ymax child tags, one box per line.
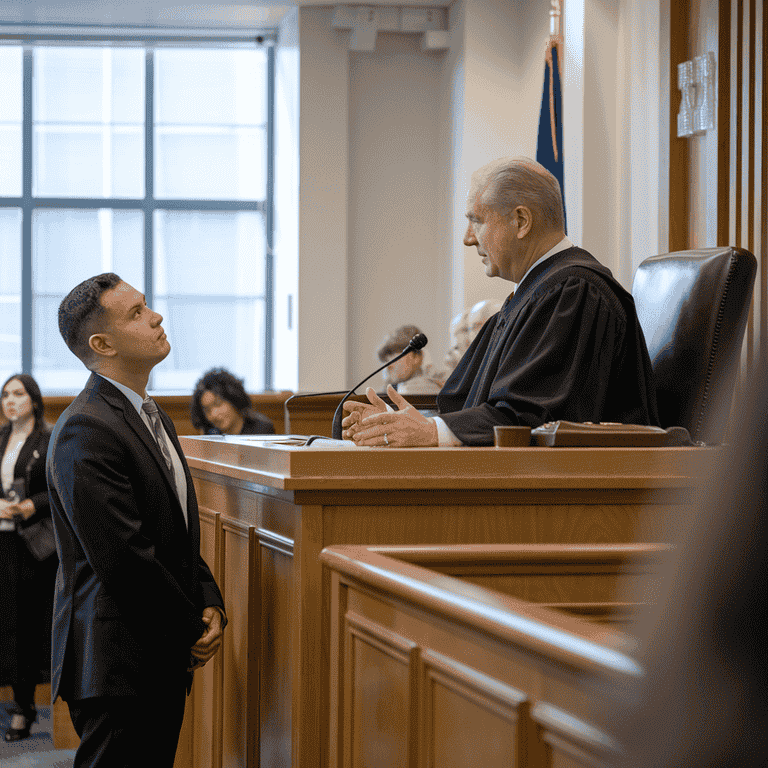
<box><xmin>190</xmin><ymin>367</ymin><xmax>275</xmax><ymax>435</ymax></box>
<box><xmin>0</xmin><ymin>373</ymin><xmax>57</xmax><ymax>742</ymax></box>
<box><xmin>47</xmin><ymin>273</ymin><xmax>226</xmax><ymax>768</ymax></box>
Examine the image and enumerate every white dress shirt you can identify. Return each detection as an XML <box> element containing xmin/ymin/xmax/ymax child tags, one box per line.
<box><xmin>99</xmin><ymin>375</ymin><xmax>189</xmax><ymax>527</ymax></box>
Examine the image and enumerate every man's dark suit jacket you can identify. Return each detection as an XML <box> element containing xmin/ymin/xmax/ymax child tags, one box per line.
<box><xmin>46</xmin><ymin>373</ymin><xmax>225</xmax><ymax>702</ymax></box>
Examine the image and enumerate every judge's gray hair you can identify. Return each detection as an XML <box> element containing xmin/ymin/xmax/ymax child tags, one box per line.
<box><xmin>475</xmin><ymin>157</ymin><xmax>565</xmax><ymax>233</ymax></box>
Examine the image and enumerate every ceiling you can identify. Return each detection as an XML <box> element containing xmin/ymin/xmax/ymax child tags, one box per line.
<box><xmin>1</xmin><ymin>0</ymin><xmax>453</xmax><ymax>32</ymax></box>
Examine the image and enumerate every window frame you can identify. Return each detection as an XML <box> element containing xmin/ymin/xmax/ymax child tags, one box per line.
<box><xmin>0</xmin><ymin>33</ymin><xmax>276</xmax><ymax>392</ymax></box>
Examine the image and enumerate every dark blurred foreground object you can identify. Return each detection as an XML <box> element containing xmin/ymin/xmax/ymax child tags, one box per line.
<box><xmin>191</xmin><ymin>367</ymin><xmax>275</xmax><ymax>436</ymax></box>
<box><xmin>632</xmin><ymin>247</ymin><xmax>756</xmax><ymax>444</ymax></box>
<box><xmin>602</xmin><ymin>361</ymin><xmax>767</xmax><ymax>767</ymax></box>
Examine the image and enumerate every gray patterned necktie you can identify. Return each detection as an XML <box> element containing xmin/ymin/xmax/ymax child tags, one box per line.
<box><xmin>142</xmin><ymin>398</ymin><xmax>177</xmax><ymax>492</ymax></box>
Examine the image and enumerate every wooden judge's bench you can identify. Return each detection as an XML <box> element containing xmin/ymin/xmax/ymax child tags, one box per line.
<box><xmin>139</xmin><ymin>435</ymin><xmax>713</xmax><ymax>768</ymax></box>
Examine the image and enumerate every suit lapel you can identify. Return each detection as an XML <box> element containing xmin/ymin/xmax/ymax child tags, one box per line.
<box><xmin>157</xmin><ymin>406</ymin><xmax>199</xmax><ymax>541</ymax></box>
<box><xmin>90</xmin><ymin>375</ymin><xmax>188</xmax><ymax>529</ymax></box>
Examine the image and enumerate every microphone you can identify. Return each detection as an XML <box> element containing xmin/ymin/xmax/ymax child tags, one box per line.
<box><xmin>331</xmin><ymin>334</ymin><xmax>428</xmax><ymax>440</ymax></box>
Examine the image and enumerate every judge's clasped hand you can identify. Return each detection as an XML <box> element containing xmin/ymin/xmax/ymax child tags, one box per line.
<box><xmin>342</xmin><ymin>385</ymin><xmax>438</xmax><ymax>447</ymax></box>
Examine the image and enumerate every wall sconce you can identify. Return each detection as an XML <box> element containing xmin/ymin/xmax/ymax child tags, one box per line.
<box><xmin>677</xmin><ymin>52</ymin><xmax>716</xmax><ymax>138</ymax></box>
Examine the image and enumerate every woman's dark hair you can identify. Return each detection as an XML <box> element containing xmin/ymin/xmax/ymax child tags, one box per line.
<box><xmin>190</xmin><ymin>368</ymin><xmax>251</xmax><ymax>431</ymax></box>
<box><xmin>1</xmin><ymin>373</ymin><xmax>46</xmax><ymax>430</ymax></box>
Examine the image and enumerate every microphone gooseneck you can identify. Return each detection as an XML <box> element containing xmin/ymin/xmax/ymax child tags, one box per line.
<box><xmin>331</xmin><ymin>334</ymin><xmax>428</xmax><ymax>440</ymax></box>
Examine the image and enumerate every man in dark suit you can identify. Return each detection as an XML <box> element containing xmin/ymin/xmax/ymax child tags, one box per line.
<box><xmin>47</xmin><ymin>273</ymin><xmax>226</xmax><ymax>767</ymax></box>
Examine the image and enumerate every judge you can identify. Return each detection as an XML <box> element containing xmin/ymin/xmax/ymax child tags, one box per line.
<box><xmin>342</xmin><ymin>156</ymin><xmax>658</xmax><ymax>447</ymax></box>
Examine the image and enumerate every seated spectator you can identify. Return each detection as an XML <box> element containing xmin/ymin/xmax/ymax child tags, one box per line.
<box><xmin>440</xmin><ymin>310</ymin><xmax>471</xmax><ymax>379</ymax></box>
<box><xmin>377</xmin><ymin>325</ymin><xmax>442</xmax><ymax>395</ymax></box>
<box><xmin>466</xmin><ymin>299</ymin><xmax>502</xmax><ymax>341</ymax></box>
<box><xmin>191</xmin><ymin>368</ymin><xmax>275</xmax><ymax>436</ymax></box>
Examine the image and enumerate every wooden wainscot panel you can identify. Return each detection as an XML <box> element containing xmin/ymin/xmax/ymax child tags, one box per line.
<box><xmin>258</xmin><ymin>528</ymin><xmax>294</xmax><ymax>768</ymax></box>
<box><xmin>221</xmin><ymin>517</ymin><xmax>260</xmax><ymax>768</ymax></box>
<box><xmin>532</xmin><ymin>703</ymin><xmax>620</xmax><ymax>768</ymax></box>
<box><xmin>321</xmin><ymin>545</ymin><xmax>637</xmax><ymax>768</ymax></box>
<box><xmin>364</xmin><ymin>543</ymin><xmax>671</xmax><ymax>625</ymax></box>
<box><xmin>420</xmin><ymin>649</ymin><xmax>530</xmax><ymax>768</ymax></box>
<box><xmin>181</xmin><ymin>439</ymin><xmax>696</xmax><ymax>768</ymax></box>
<box><xmin>343</xmin><ymin>612</ymin><xmax>419</xmax><ymax>768</ymax></box>
<box><xmin>38</xmin><ymin>392</ymin><xmax>292</xmax><ymax>437</ymax></box>
<box><xmin>187</xmin><ymin>507</ymin><xmax>225</xmax><ymax>768</ymax></box>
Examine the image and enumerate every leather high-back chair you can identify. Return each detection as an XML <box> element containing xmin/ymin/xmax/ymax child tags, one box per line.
<box><xmin>631</xmin><ymin>247</ymin><xmax>756</xmax><ymax>444</ymax></box>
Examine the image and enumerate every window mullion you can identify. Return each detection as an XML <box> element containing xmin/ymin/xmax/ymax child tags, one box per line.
<box><xmin>264</xmin><ymin>44</ymin><xmax>275</xmax><ymax>391</ymax></box>
<box><xmin>144</xmin><ymin>47</ymin><xmax>154</xmax><ymax>310</ymax></box>
<box><xmin>21</xmin><ymin>47</ymin><xmax>33</xmax><ymax>374</ymax></box>
<box><xmin>145</xmin><ymin>48</ymin><xmax>155</xmax><ymax>390</ymax></box>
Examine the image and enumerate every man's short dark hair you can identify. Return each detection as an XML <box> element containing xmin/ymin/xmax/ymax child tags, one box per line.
<box><xmin>378</xmin><ymin>324</ymin><xmax>424</xmax><ymax>362</ymax></box>
<box><xmin>58</xmin><ymin>273</ymin><xmax>122</xmax><ymax>364</ymax></box>
<box><xmin>190</xmin><ymin>368</ymin><xmax>252</xmax><ymax>431</ymax></box>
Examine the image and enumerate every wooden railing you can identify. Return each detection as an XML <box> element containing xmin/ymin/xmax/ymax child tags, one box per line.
<box><xmin>320</xmin><ymin>543</ymin><xmax>645</xmax><ymax>768</ymax></box>
<box><xmin>361</xmin><ymin>542</ymin><xmax>670</xmax><ymax>624</ymax></box>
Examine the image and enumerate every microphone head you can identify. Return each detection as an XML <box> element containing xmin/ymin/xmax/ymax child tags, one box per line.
<box><xmin>407</xmin><ymin>333</ymin><xmax>428</xmax><ymax>351</ymax></box>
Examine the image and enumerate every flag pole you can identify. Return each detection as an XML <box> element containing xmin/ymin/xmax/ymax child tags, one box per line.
<box><xmin>536</xmin><ymin>0</ymin><xmax>567</xmax><ymax>232</ymax></box>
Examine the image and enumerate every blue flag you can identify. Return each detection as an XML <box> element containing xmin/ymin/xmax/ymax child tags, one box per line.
<box><xmin>536</xmin><ymin>42</ymin><xmax>566</xmax><ymax>233</ymax></box>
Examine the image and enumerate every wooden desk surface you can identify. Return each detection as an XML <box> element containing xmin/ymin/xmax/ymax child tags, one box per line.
<box><xmin>180</xmin><ymin>435</ymin><xmax>716</xmax><ymax>492</ymax></box>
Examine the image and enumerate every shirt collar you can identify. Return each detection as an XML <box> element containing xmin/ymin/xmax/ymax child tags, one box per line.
<box><xmin>517</xmin><ymin>236</ymin><xmax>574</xmax><ymax>289</ymax></box>
<box><xmin>98</xmin><ymin>374</ymin><xmax>146</xmax><ymax>418</ymax></box>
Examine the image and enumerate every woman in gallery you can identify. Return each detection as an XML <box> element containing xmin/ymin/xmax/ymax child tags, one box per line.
<box><xmin>0</xmin><ymin>373</ymin><xmax>57</xmax><ymax>742</ymax></box>
<box><xmin>191</xmin><ymin>367</ymin><xmax>275</xmax><ymax>436</ymax></box>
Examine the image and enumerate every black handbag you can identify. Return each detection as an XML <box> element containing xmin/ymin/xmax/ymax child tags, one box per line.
<box><xmin>16</xmin><ymin>516</ymin><xmax>57</xmax><ymax>561</ymax></box>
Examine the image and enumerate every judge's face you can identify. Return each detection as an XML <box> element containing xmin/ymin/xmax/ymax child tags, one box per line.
<box><xmin>1</xmin><ymin>379</ymin><xmax>34</xmax><ymax>424</ymax></box>
<box><xmin>94</xmin><ymin>282</ymin><xmax>171</xmax><ymax>369</ymax></box>
<box><xmin>463</xmin><ymin>184</ymin><xmax>522</xmax><ymax>283</ymax></box>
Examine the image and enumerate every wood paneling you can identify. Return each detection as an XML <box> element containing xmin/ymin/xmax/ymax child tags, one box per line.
<box><xmin>323</xmin><ymin>545</ymin><xmax>625</xmax><ymax>768</ymax></box>
<box><xmin>221</xmin><ymin>518</ymin><xmax>260</xmax><ymax>768</ymax></box>
<box><xmin>192</xmin><ymin>508</ymin><xmax>225</xmax><ymax>768</ymax></box>
<box><xmin>174</xmin><ymin>438</ymin><xmax>709</xmax><ymax>768</ymax></box>
<box><xmin>669</xmin><ymin>0</ymin><xmax>692</xmax><ymax>251</ymax></box>
<box><xmin>345</xmin><ymin>612</ymin><xmax>419</xmax><ymax>768</ymax></box>
<box><xmin>259</xmin><ymin>534</ymin><xmax>293</xmax><ymax>768</ymax></box>
<box><xmin>354</xmin><ymin>543</ymin><xmax>669</xmax><ymax>622</ymax></box>
<box><xmin>718</xmin><ymin>0</ymin><xmax>766</xmax><ymax>369</ymax></box>
<box><xmin>24</xmin><ymin>392</ymin><xmax>292</xmax><ymax>436</ymax></box>
<box><xmin>421</xmin><ymin>650</ymin><xmax>529</xmax><ymax>768</ymax></box>
<box><xmin>667</xmin><ymin>0</ymin><xmax>765</xmax><ymax>372</ymax></box>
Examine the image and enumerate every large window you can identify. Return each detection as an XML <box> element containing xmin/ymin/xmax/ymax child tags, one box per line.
<box><xmin>0</xmin><ymin>39</ymin><xmax>273</xmax><ymax>393</ymax></box>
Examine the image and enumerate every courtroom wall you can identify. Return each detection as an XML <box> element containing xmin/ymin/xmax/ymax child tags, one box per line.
<box><xmin>347</xmin><ymin>32</ymin><xmax>447</xmax><ymax>389</ymax></box>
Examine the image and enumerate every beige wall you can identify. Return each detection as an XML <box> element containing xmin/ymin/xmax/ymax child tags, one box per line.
<box><xmin>273</xmin><ymin>8</ymin><xmax>300</xmax><ymax>391</ymax></box>
<box><xmin>291</xmin><ymin>0</ymin><xmax>558</xmax><ymax>390</ymax></box>
<box><xmin>347</xmin><ymin>32</ymin><xmax>446</xmax><ymax>388</ymax></box>
<box><xmin>442</xmin><ymin>0</ymin><xmax>551</xmax><ymax>315</ymax></box>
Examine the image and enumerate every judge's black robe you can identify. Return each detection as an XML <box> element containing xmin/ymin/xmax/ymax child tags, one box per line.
<box><xmin>438</xmin><ymin>246</ymin><xmax>659</xmax><ymax>445</ymax></box>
